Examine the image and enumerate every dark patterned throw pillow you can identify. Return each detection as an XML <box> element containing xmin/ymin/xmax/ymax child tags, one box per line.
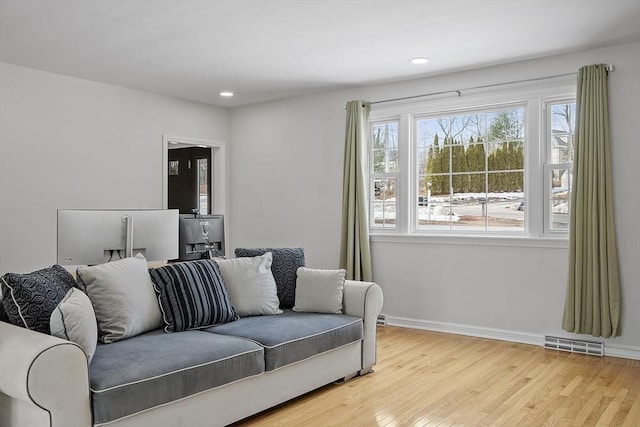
<box><xmin>149</xmin><ymin>259</ymin><xmax>238</xmax><ymax>332</ymax></box>
<box><xmin>0</xmin><ymin>265</ymin><xmax>76</xmax><ymax>334</ymax></box>
<box><xmin>234</xmin><ymin>247</ymin><xmax>305</xmax><ymax>309</ymax></box>
<box><xmin>0</xmin><ymin>297</ymin><xmax>7</xmax><ymax>323</ymax></box>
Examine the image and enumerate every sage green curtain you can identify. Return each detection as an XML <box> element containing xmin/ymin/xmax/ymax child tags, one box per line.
<box><xmin>562</xmin><ymin>64</ymin><xmax>621</xmax><ymax>338</ymax></box>
<box><xmin>339</xmin><ymin>101</ymin><xmax>373</xmax><ymax>281</ymax></box>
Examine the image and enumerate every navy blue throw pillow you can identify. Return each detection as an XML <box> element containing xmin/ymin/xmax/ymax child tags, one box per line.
<box><xmin>149</xmin><ymin>259</ymin><xmax>238</xmax><ymax>332</ymax></box>
<box><xmin>234</xmin><ymin>247</ymin><xmax>305</xmax><ymax>309</ymax></box>
<box><xmin>0</xmin><ymin>299</ymin><xmax>7</xmax><ymax>323</ymax></box>
<box><xmin>1</xmin><ymin>265</ymin><xmax>76</xmax><ymax>334</ymax></box>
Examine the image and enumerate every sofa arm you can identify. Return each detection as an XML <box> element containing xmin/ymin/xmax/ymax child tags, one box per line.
<box><xmin>0</xmin><ymin>321</ymin><xmax>91</xmax><ymax>427</ymax></box>
<box><xmin>343</xmin><ymin>280</ymin><xmax>383</xmax><ymax>373</ymax></box>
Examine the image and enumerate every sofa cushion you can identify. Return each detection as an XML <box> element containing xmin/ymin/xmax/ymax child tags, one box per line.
<box><xmin>89</xmin><ymin>329</ymin><xmax>264</xmax><ymax>426</ymax></box>
<box><xmin>293</xmin><ymin>267</ymin><xmax>346</xmax><ymax>314</ymax></box>
<box><xmin>76</xmin><ymin>254</ymin><xmax>163</xmax><ymax>343</ymax></box>
<box><xmin>149</xmin><ymin>259</ymin><xmax>238</xmax><ymax>332</ymax></box>
<box><xmin>50</xmin><ymin>288</ymin><xmax>98</xmax><ymax>363</ymax></box>
<box><xmin>215</xmin><ymin>253</ymin><xmax>282</xmax><ymax>317</ymax></box>
<box><xmin>1</xmin><ymin>265</ymin><xmax>75</xmax><ymax>334</ymax></box>
<box><xmin>234</xmin><ymin>247</ymin><xmax>305</xmax><ymax>309</ymax></box>
<box><xmin>205</xmin><ymin>310</ymin><xmax>363</xmax><ymax>371</ymax></box>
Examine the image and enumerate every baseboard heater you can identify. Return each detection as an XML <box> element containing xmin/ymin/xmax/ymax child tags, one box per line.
<box><xmin>376</xmin><ymin>314</ymin><xmax>387</xmax><ymax>326</ymax></box>
<box><xmin>543</xmin><ymin>335</ymin><xmax>604</xmax><ymax>357</ymax></box>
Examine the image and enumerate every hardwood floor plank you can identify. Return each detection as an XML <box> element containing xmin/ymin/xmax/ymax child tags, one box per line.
<box><xmin>559</xmin><ymin>375</ymin><xmax>583</xmax><ymax>397</ymax></box>
<box><xmin>233</xmin><ymin>326</ymin><xmax>640</xmax><ymax>426</ymax></box>
<box><xmin>621</xmin><ymin>392</ymin><xmax>640</xmax><ymax>426</ymax></box>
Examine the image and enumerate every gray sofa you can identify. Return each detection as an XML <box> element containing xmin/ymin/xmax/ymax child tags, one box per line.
<box><xmin>0</xmin><ymin>269</ymin><xmax>383</xmax><ymax>427</ymax></box>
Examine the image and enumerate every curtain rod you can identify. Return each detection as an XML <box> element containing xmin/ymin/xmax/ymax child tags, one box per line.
<box><xmin>369</xmin><ymin>64</ymin><xmax>614</xmax><ymax>106</ymax></box>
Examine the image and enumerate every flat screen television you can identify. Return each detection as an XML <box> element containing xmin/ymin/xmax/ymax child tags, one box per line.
<box><xmin>57</xmin><ymin>209</ymin><xmax>179</xmax><ymax>265</ymax></box>
<box><xmin>178</xmin><ymin>213</ymin><xmax>224</xmax><ymax>261</ymax></box>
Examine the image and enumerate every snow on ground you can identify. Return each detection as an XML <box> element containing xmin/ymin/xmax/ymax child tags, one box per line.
<box><xmin>429</xmin><ymin>192</ymin><xmax>524</xmax><ymax>203</ymax></box>
<box><xmin>552</xmin><ymin>202</ymin><xmax>569</xmax><ymax>214</ymax></box>
<box><xmin>373</xmin><ymin>192</ymin><xmax>524</xmax><ymax>223</ymax></box>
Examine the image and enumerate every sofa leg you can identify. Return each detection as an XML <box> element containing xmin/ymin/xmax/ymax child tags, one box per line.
<box><xmin>358</xmin><ymin>367</ymin><xmax>374</xmax><ymax>376</ymax></box>
<box><xmin>335</xmin><ymin>367</ymin><xmax>375</xmax><ymax>384</ymax></box>
<box><xmin>334</xmin><ymin>372</ymin><xmax>358</xmax><ymax>383</ymax></box>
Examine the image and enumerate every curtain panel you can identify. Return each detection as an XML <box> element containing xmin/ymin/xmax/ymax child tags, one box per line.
<box><xmin>339</xmin><ymin>101</ymin><xmax>373</xmax><ymax>282</ymax></box>
<box><xmin>562</xmin><ymin>64</ymin><xmax>621</xmax><ymax>338</ymax></box>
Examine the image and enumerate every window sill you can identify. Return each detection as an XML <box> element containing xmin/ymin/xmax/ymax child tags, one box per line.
<box><xmin>369</xmin><ymin>233</ymin><xmax>569</xmax><ymax>249</ymax></box>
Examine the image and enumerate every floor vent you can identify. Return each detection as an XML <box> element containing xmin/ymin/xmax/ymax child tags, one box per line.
<box><xmin>376</xmin><ymin>314</ymin><xmax>387</xmax><ymax>326</ymax></box>
<box><xmin>543</xmin><ymin>335</ymin><xmax>604</xmax><ymax>357</ymax></box>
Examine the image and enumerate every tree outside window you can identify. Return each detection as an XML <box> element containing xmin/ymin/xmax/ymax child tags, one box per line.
<box><xmin>417</xmin><ymin>107</ymin><xmax>525</xmax><ymax>232</ymax></box>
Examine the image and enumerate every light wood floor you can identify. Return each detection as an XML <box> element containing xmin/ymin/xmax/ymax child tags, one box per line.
<box><xmin>235</xmin><ymin>326</ymin><xmax>640</xmax><ymax>426</ymax></box>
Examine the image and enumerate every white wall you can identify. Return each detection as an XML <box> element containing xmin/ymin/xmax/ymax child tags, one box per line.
<box><xmin>229</xmin><ymin>41</ymin><xmax>640</xmax><ymax>356</ymax></box>
<box><xmin>228</xmin><ymin>91</ymin><xmax>346</xmax><ymax>267</ymax></box>
<box><xmin>0</xmin><ymin>63</ymin><xmax>229</xmax><ymax>273</ymax></box>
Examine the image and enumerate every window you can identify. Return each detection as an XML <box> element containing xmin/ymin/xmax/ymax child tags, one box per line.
<box><xmin>370</xmin><ymin>121</ymin><xmax>399</xmax><ymax>229</ymax></box>
<box><xmin>369</xmin><ymin>85</ymin><xmax>576</xmax><ymax>238</ymax></box>
<box><xmin>416</xmin><ymin>106</ymin><xmax>525</xmax><ymax>232</ymax></box>
<box><xmin>544</xmin><ymin>100</ymin><xmax>576</xmax><ymax>233</ymax></box>
<box><xmin>197</xmin><ymin>157</ymin><xmax>209</xmax><ymax>215</ymax></box>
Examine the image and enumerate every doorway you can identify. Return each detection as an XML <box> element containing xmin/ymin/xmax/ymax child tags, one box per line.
<box><xmin>162</xmin><ymin>135</ymin><xmax>227</xmax><ymax>219</ymax></box>
<box><xmin>168</xmin><ymin>147</ymin><xmax>211</xmax><ymax>214</ymax></box>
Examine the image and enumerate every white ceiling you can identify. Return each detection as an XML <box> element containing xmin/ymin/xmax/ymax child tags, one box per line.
<box><xmin>1</xmin><ymin>0</ymin><xmax>639</xmax><ymax>107</ymax></box>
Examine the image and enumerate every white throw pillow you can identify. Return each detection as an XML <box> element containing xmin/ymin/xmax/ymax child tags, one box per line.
<box><xmin>215</xmin><ymin>252</ymin><xmax>282</xmax><ymax>317</ymax></box>
<box><xmin>76</xmin><ymin>254</ymin><xmax>163</xmax><ymax>343</ymax></box>
<box><xmin>50</xmin><ymin>288</ymin><xmax>98</xmax><ymax>363</ymax></box>
<box><xmin>293</xmin><ymin>267</ymin><xmax>346</xmax><ymax>314</ymax></box>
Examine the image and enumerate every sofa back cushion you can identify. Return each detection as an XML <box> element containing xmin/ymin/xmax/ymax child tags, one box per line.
<box><xmin>215</xmin><ymin>253</ymin><xmax>282</xmax><ymax>317</ymax></box>
<box><xmin>76</xmin><ymin>254</ymin><xmax>163</xmax><ymax>343</ymax></box>
<box><xmin>1</xmin><ymin>265</ymin><xmax>75</xmax><ymax>334</ymax></box>
<box><xmin>149</xmin><ymin>259</ymin><xmax>238</xmax><ymax>332</ymax></box>
<box><xmin>234</xmin><ymin>247</ymin><xmax>305</xmax><ymax>308</ymax></box>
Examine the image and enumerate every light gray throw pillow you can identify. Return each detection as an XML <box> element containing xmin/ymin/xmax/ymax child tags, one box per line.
<box><xmin>76</xmin><ymin>254</ymin><xmax>163</xmax><ymax>343</ymax></box>
<box><xmin>293</xmin><ymin>267</ymin><xmax>346</xmax><ymax>314</ymax></box>
<box><xmin>216</xmin><ymin>252</ymin><xmax>282</xmax><ymax>317</ymax></box>
<box><xmin>50</xmin><ymin>287</ymin><xmax>98</xmax><ymax>363</ymax></box>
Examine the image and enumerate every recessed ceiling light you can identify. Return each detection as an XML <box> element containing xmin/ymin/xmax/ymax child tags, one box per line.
<box><xmin>220</xmin><ymin>91</ymin><xmax>234</xmax><ymax>97</ymax></box>
<box><xmin>410</xmin><ymin>57</ymin><xmax>429</xmax><ymax>65</ymax></box>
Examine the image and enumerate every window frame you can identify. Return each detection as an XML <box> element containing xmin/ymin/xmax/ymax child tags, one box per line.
<box><xmin>368</xmin><ymin>82</ymin><xmax>576</xmax><ymax>241</ymax></box>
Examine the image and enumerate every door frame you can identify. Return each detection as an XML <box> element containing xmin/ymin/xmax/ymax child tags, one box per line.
<box><xmin>162</xmin><ymin>134</ymin><xmax>228</xmax><ymax>242</ymax></box>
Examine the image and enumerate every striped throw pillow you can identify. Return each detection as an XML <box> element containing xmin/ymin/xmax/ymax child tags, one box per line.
<box><xmin>149</xmin><ymin>260</ymin><xmax>238</xmax><ymax>332</ymax></box>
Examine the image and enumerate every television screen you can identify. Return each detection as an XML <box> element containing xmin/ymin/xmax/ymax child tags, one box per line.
<box><xmin>57</xmin><ymin>209</ymin><xmax>179</xmax><ymax>265</ymax></box>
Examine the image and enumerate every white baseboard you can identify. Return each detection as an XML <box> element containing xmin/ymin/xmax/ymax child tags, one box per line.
<box><xmin>604</xmin><ymin>345</ymin><xmax>640</xmax><ymax>360</ymax></box>
<box><xmin>384</xmin><ymin>315</ymin><xmax>640</xmax><ymax>360</ymax></box>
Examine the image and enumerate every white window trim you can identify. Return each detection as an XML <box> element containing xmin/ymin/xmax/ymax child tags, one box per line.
<box><xmin>369</xmin><ymin>80</ymin><xmax>576</xmax><ymax>243</ymax></box>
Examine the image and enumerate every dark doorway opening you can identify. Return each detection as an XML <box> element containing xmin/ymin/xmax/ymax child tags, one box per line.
<box><xmin>168</xmin><ymin>147</ymin><xmax>212</xmax><ymax>214</ymax></box>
